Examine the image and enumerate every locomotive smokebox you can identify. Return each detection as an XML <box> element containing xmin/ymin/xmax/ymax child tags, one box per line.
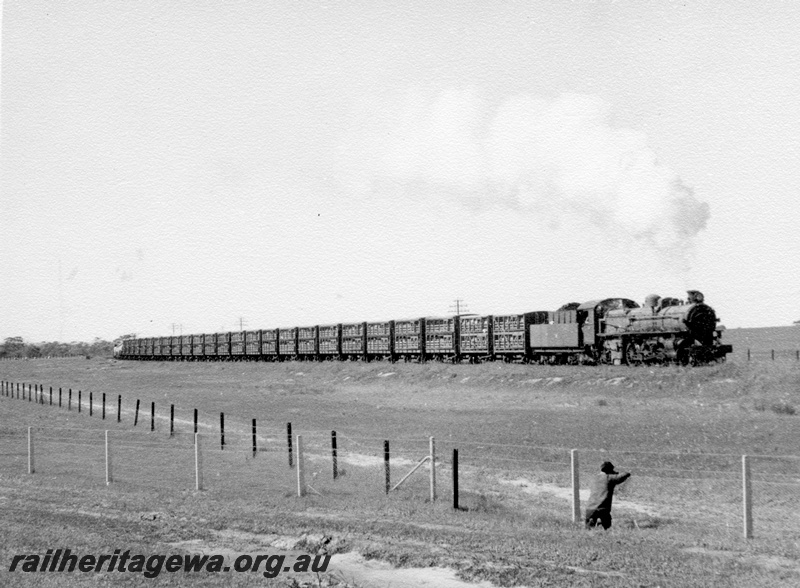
<box><xmin>684</xmin><ymin>303</ymin><xmax>717</xmax><ymax>344</ymax></box>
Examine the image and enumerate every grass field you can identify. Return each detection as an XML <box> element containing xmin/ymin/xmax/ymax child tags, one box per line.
<box><xmin>1</xmin><ymin>332</ymin><xmax>799</xmax><ymax>587</ymax></box>
<box><xmin>724</xmin><ymin>325</ymin><xmax>800</xmax><ymax>361</ymax></box>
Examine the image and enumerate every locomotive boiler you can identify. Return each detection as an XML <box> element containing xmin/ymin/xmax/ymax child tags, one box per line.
<box><xmin>597</xmin><ymin>291</ymin><xmax>731</xmax><ymax>365</ymax></box>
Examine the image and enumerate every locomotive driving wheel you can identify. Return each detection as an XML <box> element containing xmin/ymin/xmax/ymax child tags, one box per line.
<box><xmin>624</xmin><ymin>341</ymin><xmax>643</xmax><ymax>366</ymax></box>
<box><xmin>676</xmin><ymin>342</ymin><xmax>696</xmax><ymax>366</ymax></box>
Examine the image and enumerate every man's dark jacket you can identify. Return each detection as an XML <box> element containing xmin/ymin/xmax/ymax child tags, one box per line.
<box><xmin>585</xmin><ymin>471</ymin><xmax>631</xmax><ymax>513</ymax></box>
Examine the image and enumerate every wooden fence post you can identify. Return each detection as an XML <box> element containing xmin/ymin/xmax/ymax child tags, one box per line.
<box><xmin>296</xmin><ymin>435</ymin><xmax>306</xmax><ymax>497</ymax></box>
<box><xmin>150</xmin><ymin>402</ymin><xmax>155</xmax><ymax>432</ymax></box>
<box><xmin>68</xmin><ymin>389</ymin><xmax>72</xmax><ymax>411</ymax></box>
<box><xmin>571</xmin><ymin>449</ymin><xmax>581</xmax><ymax>524</ymax></box>
<box><xmin>747</xmin><ymin>349</ymin><xmax>751</xmax><ymax>361</ymax></box>
<box><xmin>193</xmin><ymin>409</ymin><xmax>198</xmax><ymax>440</ymax></box>
<box><xmin>195</xmin><ymin>433</ymin><xmax>203</xmax><ymax>491</ymax></box>
<box><xmin>384</xmin><ymin>440</ymin><xmax>390</xmax><ymax>494</ymax></box>
<box><xmin>429</xmin><ymin>436</ymin><xmax>436</xmax><ymax>502</ymax></box>
<box><xmin>331</xmin><ymin>431</ymin><xmax>338</xmax><ymax>480</ymax></box>
<box><xmin>59</xmin><ymin>388</ymin><xmax>62</xmax><ymax>407</ymax></box>
<box><xmin>102</xmin><ymin>393</ymin><xmax>106</xmax><ymax>420</ymax></box>
<box><xmin>89</xmin><ymin>392</ymin><xmax>93</xmax><ymax>416</ymax></box>
<box><xmin>220</xmin><ymin>412</ymin><xmax>225</xmax><ymax>449</ymax></box>
<box><xmin>743</xmin><ymin>455</ymin><xmax>753</xmax><ymax>539</ymax></box>
<box><xmin>50</xmin><ymin>387</ymin><xmax>53</xmax><ymax>406</ymax></box>
<box><xmin>78</xmin><ymin>390</ymin><xmax>82</xmax><ymax>413</ymax></box>
<box><xmin>452</xmin><ymin>448</ymin><xmax>459</xmax><ymax>510</ymax></box>
<box><xmin>117</xmin><ymin>395</ymin><xmax>121</xmax><ymax>422</ymax></box>
<box><xmin>771</xmin><ymin>349</ymin><xmax>775</xmax><ymax>361</ymax></box>
<box><xmin>28</xmin><ymin>427</ymin><xmax>35</xmax><ymax>474</ymax></box>
<box><xmin>170</xmin><ymin>404</ymin><xmax>175</xmax><ymax>437</ymax></box>
<box><xmin>134</xmin><ymin>399</ymin><xmax>140</xmax><ymax>426</ymax></box>
<box><xmin>105</xmin><ymin>431</ymin><xmax>112</xmax><ymax>485</ymax></box>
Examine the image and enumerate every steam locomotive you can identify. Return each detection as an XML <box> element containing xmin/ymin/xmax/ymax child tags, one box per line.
<box><xmin>116</xmin><ymin>291</ymin><xmax>731</xmax><ymax>365</ymax></box>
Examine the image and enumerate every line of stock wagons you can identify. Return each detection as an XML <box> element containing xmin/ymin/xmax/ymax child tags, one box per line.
<box><xmin>118</xmin><ymin>295</ymin><xmax>732</xmax><ymax>365</ymax></box>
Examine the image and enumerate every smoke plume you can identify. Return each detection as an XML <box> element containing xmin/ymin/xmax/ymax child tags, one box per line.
<box><xmin>344</xmin><ymin>89</ymin><xmax>709</xmax><ymax>260</ymax></box>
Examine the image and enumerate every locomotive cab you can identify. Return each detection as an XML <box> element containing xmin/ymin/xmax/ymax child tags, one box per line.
<box><xmin>578</xmin><ymin>298</ymin><xmax>639</xmax><ymax>363</ymax></box>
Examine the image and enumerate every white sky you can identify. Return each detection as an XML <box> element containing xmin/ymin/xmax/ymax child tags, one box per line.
<box><xmin>2</xmin><ymin>1</ymin><xmax>799</xmax><ymax>342</ymax></box>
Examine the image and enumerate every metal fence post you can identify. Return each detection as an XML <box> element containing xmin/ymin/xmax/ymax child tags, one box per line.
<box><xmin>743</xmin><ymin>455</ymin><xmax>753</xmax><ymax>539</ymax></box>
<box><xmin>287</xmin><ymin>422</ymin><xmax>293</xmax><ymax>467</ymax></box>
<box><xmin>252</xmin><ymin>419</ymin><xmax>257</xmax><ymax>457</ymax></box>
<box><xmin>384</xmin><ymin>440</ymin><xmax>390</xmax><ymax>494</ymax></box>
<box><xmin>453</xmin><ymin>448</ymin><xmax>459</xmax><ymax>510</ymax></box>
<box><xmin>331</xmin><ymin>431</ymin><xmax>338</xmax><ymax>480</ymax></box>
<box><xmin>571</xmin><ymin>449</ymin><xmax>581</xmax><ymax>523</ymax></box>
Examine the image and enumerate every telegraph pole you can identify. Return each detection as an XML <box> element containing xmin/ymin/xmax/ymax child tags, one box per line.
<box><xmin>448</xmin><ymin>299</ymin><xmax>470</xmax><ymax>316</ymax></box>
<box><xmin>238</xmin><ymin>317</ymin><xmax>247</xmax><ymax>331</ymax></box>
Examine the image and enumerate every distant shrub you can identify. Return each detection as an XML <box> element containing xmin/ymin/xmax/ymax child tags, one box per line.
<box><xmin>770</xmin><ymin>402</ymin><xmax>796</xmax><ymax>416</ymax></box>
<box><xmin>597</xmin><ymin>398</ymin><xmax>608</xmax><ymax>407</ymax></box>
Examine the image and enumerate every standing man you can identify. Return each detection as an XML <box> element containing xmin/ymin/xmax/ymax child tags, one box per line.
<box><xmin>585</xmin><ymin>461</ymin><xmax>631</xmax><ymax>530</ymax></box>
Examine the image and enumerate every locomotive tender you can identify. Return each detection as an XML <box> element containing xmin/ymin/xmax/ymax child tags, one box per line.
<box><xmin>116</xmin><ymin>291</ymin><xmax>731</xmax><ymax>365</ymax></box>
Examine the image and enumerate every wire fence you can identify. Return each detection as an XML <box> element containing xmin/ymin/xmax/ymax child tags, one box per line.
<box><xmin>1</xmin><ymin>379</ymin><xmax>799</xmax><ymax>541</ymax></box>
<box><xmin>735</xmin><ymin>348</ymin><xmax>800</xmax><ymax>362</ymax></box>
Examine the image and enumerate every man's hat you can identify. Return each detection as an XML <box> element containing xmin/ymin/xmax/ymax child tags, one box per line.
<box><xmin>600</xmin><ymin>461</ymin><xmax>616</xmax><ymax>474</ymax></box>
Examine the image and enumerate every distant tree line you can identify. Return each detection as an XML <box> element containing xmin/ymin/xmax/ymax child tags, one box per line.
<box><xmin>0</xmin><ymin>336</ymin><xmax>119</xmax><ymax>359</ymax></box>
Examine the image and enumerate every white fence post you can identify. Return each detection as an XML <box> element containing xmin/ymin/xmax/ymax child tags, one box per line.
<box><xmin>105</xmin><ymin>431</ymin><xmax>112</xmax><ymax>485</ymax></box>
<box><xmin>28</xmin><ymin>427</ymin><xmax>34</xmax><ymax>474</ymax></box>
<box><xmin>296</xmin><ymin>435</ymin><xmax>306</xmax><ymax>497</ymax></box>
<box><xmin>195</xmin><ymin>433</ymin><xmax>203</xmax><ymax>491</ymax></box>
<box><xmin>742</xmin><ymin>455</ymin><xmax>753</xmax><ymax>539</ymax></box>
<box><xmin>429</xmin><ymin>436</ymin><xmax>436</xmax><ymax>502</ymax></box>
<box><xmin>571</xmin><ymin>449</ymin><xmax>581</xmax><ymax>524</ymax></box>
